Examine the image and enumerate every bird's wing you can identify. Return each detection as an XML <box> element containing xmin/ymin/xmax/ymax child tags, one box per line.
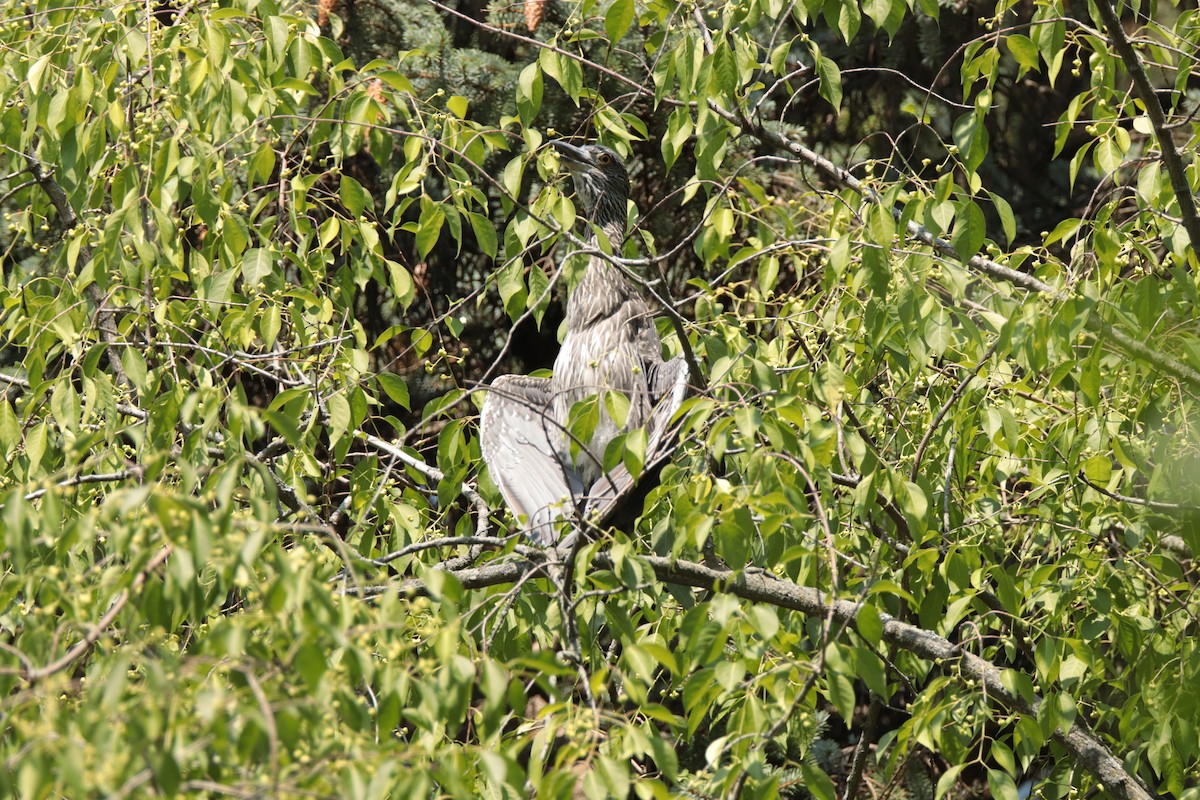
<box><xmin>646</xmin><ymin>356</ymin><xmax>689</xmax><ymax>455</ymax></box>
<box><xmin>480</xmin><ymin>374</ymin><xmax>584</xmax><ymax>545</ymax></box>
<box><xmin>582</xmin><ymin>355</ymin><xmax>690</xmax><ymax>520</ymax></box>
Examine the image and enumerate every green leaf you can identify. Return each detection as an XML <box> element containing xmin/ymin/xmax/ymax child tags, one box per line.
<box><xmin>250</xmin><ymin>141</ymin><xmax>276</xmax><ymax>184</ymax></box>
<box><xmin>829</xmin><ymin>0</ymin><xmax>861</xmax><ymax>42</ymax></box>
<box><xmin>924</xmin><ymin>305</ymin><xmax>952</xmax><ymax>356</ymax></box>
<box><xmin>825</xmin><ymin>670</ymin><xmax>855</xmax><ymax>722</ymax></box>
<box><xmin>1082</xmin><ymin>454</ymin><xmax>1112</xmax><ymax>484</ymax></box>
<box><xmin>241</xmin><ymin>248</ymin><xmax>274</xmax><ymax>288</ymax></box>
<box><xmin>990</xmin><ymin>740</ymin><xmax>1016</xmax><ymax>776</ymax></box>
<box><xmin>496</xmin><ymin>260</ymin><xmax>527</xmax><ymax>321</ymax></box>
<box><xmin>855</xmin><ymin>646</ymin><xmax>888</xmax><ymax>695</ymax></box>
<box><xmin>263</xmin><ymin>408</ymin><xmax>300</xmax><ymax>446</ymax></box>
<box><xmin>387</xmin><ymin>260</ymin><xmax>415</xmax><ymax>306</ymax></box>
<box><xmin>27</xmin><ymin>54</ymin><xmax>51</xmax><ymax>94</ymax></box>
<box><xmin>319</xmin><ymin>216</ymin><xmax>340</xmax><ymax>250</ymax></box>
<box><xmin>373</xmin><ymin>69</ymin><xmax>412</xmax><ymax>94</ymax></box>
<box><xmin>953</xmin><ymin>111</ymin><xmax>989</xmax><ymax>175</ymax></box>
<box><xmin>800</xmin><ymin>763</ymin><xmax>837</xmax><ymax>800</ymax></box>
<box><xmin>987</xmin><ymin>770</ymin><xmax>1018</xmax><ymax>800</ymax></box>
<box><xmin>526</xmin><ymin>262</ymin><xmax>551</xmax><ymax>324</ymax></box>
<box><xmin>605</xmin><ymin>0</ymin><xmax>635</xmax><ymax>44</ymax></box>
<box><xmin>988</xmin><ymin>190</ymin><xmax>1017</xmax><ymax>246</ymax></box>
<box><xmin>1000</xmin><ymin>669</ymin><xmax>1036</xmax><ymax>705</ymax></box>
<box><xmin>1044</xmin><ymin>217</ymin><xmax>1082</xmax><ymax>247</ymax></box>
<box><xmin>340</xmin><ymin>175</ymin><xmax>369</xmax><ymax>217</ymax></box>
<box><xmin>264</xmin><ymin>15</ymin><xmax>289</xmax><ymax>68</ymax></box>
<box><xmin>327</xmin><ymin>392</ymin><xmax>351</xmax><ymax>447</ymax></box>
<box><xmin>662</xmin><ymin>107</ymin><xmax>693</xmax><ymax>171</ymax></box>
<box><xmin>294</xmin><ymin>641</ymin><xmax>329</xmax><ymax>689</ymax></box>
<box><xmin>416</xmin><ymin>202</ymin><xmax>445</xmax><ymax>259</ymax></box>
<box><xmin>621</xmin><ymin>427</ymin><xmax>647</xmax><ymax>478</ymax></box>
<box><xmin>122</xmin><ymin>348</ymin><xmax>148</xmax><ymax>391</ymax></box>
<box><xmin>0</xmin><ymin>399</ymin><xmax>19</xmax><ymax>455</ymax></box>
<box><xmin>813</xmin><ymin>46</ymin><xmax>843</xmax><ymax>110</ymax></box>
<box><xmin>25</xmin><ymin>421</ymin><xmax>47</xmax><ymax>470</ymax></box>
<box><xmin>1031</xmin><ymin>18</ymin><xmax>1066</xmax><ymax>84</ymax></box>
<box><xmin>502</xmin><ymin>156</ymin><xmax>525</xmax><ymax>201</ymax></box>
<box><xmin>713</xmin><ymin>41</ymin><xmax>738</xmax><ymax>94</ymax></box>
<box><xmin>951</xmin><ymin>199</ymin><xmax>986</xmax><ymax>262</ymax></box>
<box><xmin>446</xmin><ymin>94</ymin><xmax>468</xmax><ymax>118</ymax></box>
<box><xmin>260</xmin><ymin>305</ymin><xmax>281</xmax><ymax>348</ymax></box>
<box><xmin>863</xmin><ymin>0</ymin><xmax>893</xmax><ymax>31</ymax></box>
<box><xmin>814</xmin><ymin>360</ymin><xmax>846</xmax><ymax>408</ymax></box>
<box><xmin>901</xmin><ymin>480</ymin><xmax>928</xmax><ymax>523</ymax></box>
<box><xmin>377</xmin><ymin>372</ymin><xmax>410</xmax><ymax>410</ymax></box>
<box><xmin>856</xmin><ymin>603</ymin><xmax>883</xmax><ymax>646</ymax></box>
<box><xmin>935</xmin><ymin>765</ymin><xmax>965</xmax><ymax>800</ymax></box>
<box><xmin>468</xmin><ymin>211</ymin><xmax>497</xmax><ymax>259</ymax></box>
<box><xmin>1006</xmin><ymin>34</ymin><xmax>1040</xmax><ymax>75</ymax></box>
<box><xmin>516</xmin><ymin>63</ymin><xmax>542</xmax><ymax>124</ymax></box>
<box><xmin>710</xmin><ymin>206</ymin><xmax>734</xmax><ymax>239</ymax></box>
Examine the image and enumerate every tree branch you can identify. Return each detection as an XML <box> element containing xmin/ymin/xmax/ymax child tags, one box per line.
<box><xmin>21</xmin><ymin>469</ymin><xmax>137</xmax><ymax>503</ymax></box>
<box><xmin>388</xmin><ymin>551</ymin><xmax>1154</xmax><ymax>800</ymax></box>
<box><xmin>17</xmin><ymin>545</ymin><xmax>173</xmax><ymax>684</ymax></box>
<box><xmin>25</xmin><ymin>151</ymin><xmax>129</xmax><ymax>386</ymax></box>
<box><xmin>842</xmin><ymin>693</ymin><xmax>883</xmax><ymax>800</ymax></box>
<box><xmin>1092</xmin><ymin>0</ymin><xmax>1200</xmax><ymax>255</ymax></box>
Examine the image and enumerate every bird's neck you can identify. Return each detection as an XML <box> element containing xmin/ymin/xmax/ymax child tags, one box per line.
<box><xmin>587</xmin><ymin>217</ymin><xmax>626</xmax><ymax>250</ymax></box>
<box><xmin>565</xmin><ymin>226</ymin><xmax>638</xmax><ymax>333</ymax></box>
<box><xmin>567</xmin><ymin>261</ymin><xmax>629</xmax><ymax>332</ymax></box>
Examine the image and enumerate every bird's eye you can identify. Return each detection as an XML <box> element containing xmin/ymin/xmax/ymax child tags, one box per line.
<box><xmin>597</xmin><ymin>153</ymin><xmax>611</xmax><ymax>165</ymax></box>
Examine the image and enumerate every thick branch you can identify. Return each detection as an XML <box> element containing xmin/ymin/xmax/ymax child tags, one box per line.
<box><xmin>1092</xmin><ymin>0</ymin><xmax>1200</xmax><ymax>254</ymax></box>
<box><xmin>392</xmin><ymin>552</ymin><xmax>1154</xmax><ymax>800</ymax></box>
<box><xmin>635</xmin><ymin>558</ymin><xmax>1152</xmax><ymax>800</ymax></box>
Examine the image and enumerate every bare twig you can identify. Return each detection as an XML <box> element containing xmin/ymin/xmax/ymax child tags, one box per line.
<box><xmin>21</xmin><ymin>469</ymin><xmax>136</xmax><ymax>502</ymax></box>
<box><xmin>843</xmin><ymin>693</ymin><xmax>884</xmax><ymax>800</ymax></box>
<box><xmin>1078</xmin><ymin>473</ymin><xmax>1200</xmax><ymax>513</ymax></box>
<box><xmin>358</xmin><ymin>430</ymin><xmax>489</xmax><ymax>512</ymax></box>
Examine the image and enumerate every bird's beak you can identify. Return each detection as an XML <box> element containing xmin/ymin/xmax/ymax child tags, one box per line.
<box><xmin>549</xmin><ymin>139</ymin><xmax>594</xmax><ymax>170</ymax></box>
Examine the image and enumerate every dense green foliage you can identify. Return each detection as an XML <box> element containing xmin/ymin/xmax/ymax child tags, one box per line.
<box><xmin>1</xmin><ymin>0</ymin><xmax>1198</xmax><ymax>798</ymax></box>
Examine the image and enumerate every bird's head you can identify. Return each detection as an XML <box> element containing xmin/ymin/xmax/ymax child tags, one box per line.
<box><xmin>550</xmin><ymin>140</ymin><xmax>629</xmax><ymax>237</ymax></box>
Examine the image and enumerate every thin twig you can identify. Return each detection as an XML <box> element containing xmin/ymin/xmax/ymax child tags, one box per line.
<box><xmin>21</xmin><ymin>469</ymin><xmax>136</xmax><ymax>502</ymax></box>
<box><xmin>17</xmin><ymin>545</ymin><xmax>173</xmax><ymax>683</ymax></box>
<box><xmin>911</xmin><ymin>339</ymin><xmax>1000</xmax><ymax>482</ymax></box>
<box><xmin>1079</xmin><ymin>473</ymin><xmax>1199</xmax><ymax>513</ymax></box>
<box><xmin>24</xmin><ymin>151</ymin><xmax>129</xmax><ymax>386</ymax></box>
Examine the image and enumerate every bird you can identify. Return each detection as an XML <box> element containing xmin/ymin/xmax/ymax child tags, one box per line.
<box><xmin>480</xmin><ymin>140</ymin><xmax>688</xmax><ymax>545</ymax></box>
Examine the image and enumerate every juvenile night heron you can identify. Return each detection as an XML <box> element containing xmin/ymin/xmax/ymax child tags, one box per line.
<box><xmin>480</xmin><ymin>140</ymin><xmax>688</xmax><ymax>544</ymax></box>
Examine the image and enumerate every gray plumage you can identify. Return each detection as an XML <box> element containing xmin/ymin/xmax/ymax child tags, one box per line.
<box><xmin>480</xmin><ymin>141</ymin><xmax>687</xmax><ymax>544</ymax></box>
